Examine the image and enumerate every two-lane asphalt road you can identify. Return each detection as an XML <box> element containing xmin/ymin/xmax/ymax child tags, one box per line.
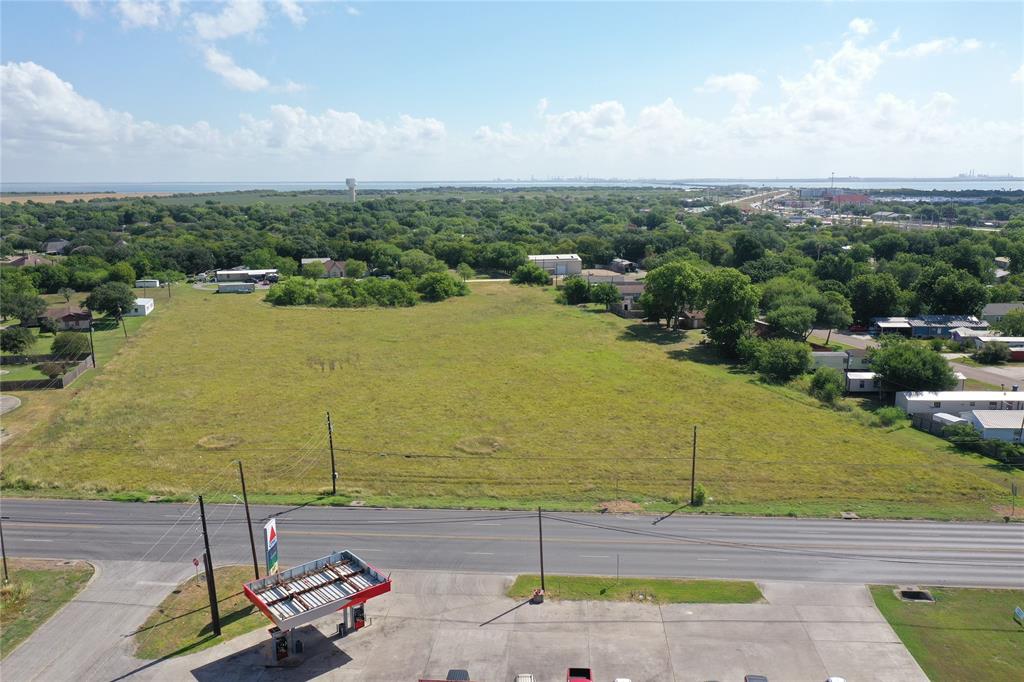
<box><xmin>2</xmin><ymin>499</ymin><xmax>1021</xmax><ymax>587</ymax></box>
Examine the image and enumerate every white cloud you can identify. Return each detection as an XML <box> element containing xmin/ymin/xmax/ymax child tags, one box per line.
<box><xmin>543</xmin><ymin>100</ymin><xmax>628</xmax><ymax>146</ymax></box>
<box><xmin>115</xmin><ymin>0</ymin><xmax>181</xmax><ymax>29</ymax></box>
<box><xmin>66</xmin><ymin>1</ymin><xmax>97</xmax><ymax>19</ymax></box>
<box><xmin>892</xmin><ymin>37</ymin><xmax>982</xmax><ymax>58</ymax></box>
<box><xmin>1</xmin><ymin>62</ymin><xmax>445</xmax><ymax>171</ymax></box>
<box><xmin>1013</xmin><ymin>64</ymin><xmax>1024</xmax><ymax>84</ymax></box>
<box><xmin>697</xmin><ymin>72</ymin><xmax>762</xmax><ymax>111</ymax></box>
<box><xmin>848</xmin><ymin>18</ymin><xmax>874</xmax><ymax>36</ymax></box>
<box><xmin>536</xmin><ymin>97</ymin><xmax>549</xmax><ymax>116</ymax></box>
<box><xmin>203</xmin><ymin>47</ymin><xmax>270</xmax><ymax>92</ymax></box>
<box><xmin>345</xmin><ymin>5</ymin><xmax>360</xmax><ymax>17</ymax></box>
<box><xmin>278</xmin><ymin>0</ymin><xmax>306</xmax><ymax>26</ymax></box>
<box><xmin>193</xmin><ymin>0</ymin><xmax>267</xmax><ymax>41</ymax></box>
<box><xmin>279</xmin><ymin>80</ymin><xmax>307</xmax><ymax>93</ymax></box>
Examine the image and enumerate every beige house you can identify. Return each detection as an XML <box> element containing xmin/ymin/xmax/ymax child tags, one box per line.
<box><xmin>527</xmin><ymin>254</ymin><xmax>583</xmax><ymax>276</ymax></box>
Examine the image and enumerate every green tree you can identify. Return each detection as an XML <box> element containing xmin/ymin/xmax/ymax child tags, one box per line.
<box><xmin>38</xmin><ymin>362</ymin><xmax>65</xmax><ymax>379</ymax></box>
<box><xmin>265</xmin><ymin>277</ymin><xmax>319</xmax><ymax>306</ymax></box>
<box><xmin>973</xmin><ymin>341</ymin><xmax>1010</xmax><ymax>365</ymax></box>
<box><xmin>415</xmin><ymin>272</ymin><xmax>468</xmax><ymax>301</ymax></box>
<box><xmin>994</xmin><ymin>309</ymin><xmax>1024</xmax><ymax>336</ymax></box>
<box><xmin>481</xmin><ymin>242</ymin><xmax>527</xmax><ymax>273</ymax></box>
<box><xmin>58</xmin><ymin>287</ymin><xmax>75</xmax><ymax>305</ymax></box>
<box><xmin>561</xmin><ymin>275</ymin><xmax>591</xmax><ymax>305</ymax></box>
<box><xmin>589</xmin><ymin>282</ymin><xmax>621</xmax><ymax>310</ymax></box>
<box><xmin>344</xmin><ymin>259</ymin><xmax>368</xmax><ymax>279</ymax></box>
<box><xmin>869</xmin><ymin>336</ymin><xmax>957</xmax><ymax>392</ymax></box>
<box><xmin>301</xmin><ymin>261</ymin><xmax>326</xmax><ymax>279</ymax></box>
<box><xmin>51</xmin><ymin>331</ymin><xmax>91</xmax><ymax>358</ymax></box>
<box><xmin>927</xmin><ymin>271</ymin><xmax>988</xmax><ymax>315</ymax></box>
<box><xmin>84</xmin><ymin>282</ymin><xmax>135</xmax><ymax>319</ymax></box>
<box><xmin>107</xmin><ymin>261</ymin><xmax>136</xmax><ymax>284</ymax></box>
<box><xmin>8</xmin><ymin>292</ymin><xmax>47</xmax><ymax>326</ymax></box>
<box><xmin>399</xmin><ymin>249</ymin><xmax>447</xmax><ymax>277</ymax></box>
<box><xmin>455</xmin><ymin>263</ymin><xmax>475</xmax><ymax>281</ymax></box>
<box><xmin>753</xmin><ymin>338</ymin><xmax>811</xmax><ymax>383</ymax></box>
<box><xmin>809</xmin><ymin>367</ymin><xmax>845</xmax><ymax>405</ymax></box>
<box><xmin>702</xmin><ymin>268</ymin><xmax>759</xmax><ymax>356</ymax></box>
<box><xmin>641</xmin><ymin>261</ymin><xmax>703</xmax><ymax>329</ymax></box>
<box><xmin>814</xmin><ymin>291</ymin><xmax>854</xmax><ymax>344</ymax></box>
<box><xmin>765</xmin><ymin>304</ymin><xmax>816</xmax><ymax>340</ymax></box>
<box><xmin>510</xmin><ymin>263</ymin><xmax>551</xmax><ymax>286</ymax></box>
<box><xmin>38</xmin><ymin>316</ymin><xmax>60</xmax><ymax>336</ymax></box>
<box><xmin>0</xmin><ymin>326</ymin><xmax>35</xmax><ymax>354</ymax></box>
<box><xmin>849</xmin><ymin>273</ymin><xmax>903</xmax><ymax>325</ymax></box>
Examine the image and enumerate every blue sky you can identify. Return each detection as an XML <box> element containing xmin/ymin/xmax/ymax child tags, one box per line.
<box><xmin>1</xmin><ymin>1</ymin><xmax>1021</xmax><ymax>181</ymax></box>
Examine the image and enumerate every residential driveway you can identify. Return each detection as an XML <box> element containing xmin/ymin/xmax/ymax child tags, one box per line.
<box><xmin>2</xmin><ymin>560</ymin><xmax>191</xmax><ymax>682</ymax></box>
<box><xmin>102</xmin><ymin>571</ymin><xmax>926</xmax><ymax>682</ymax></box>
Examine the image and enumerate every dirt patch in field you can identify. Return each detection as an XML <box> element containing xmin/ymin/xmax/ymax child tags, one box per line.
<box><xmin>991</xmin><ymin>505</ymin><xmax>1024</xmax><ymax>518</ymax></box>
<box><xmin>0</xmin><ymin>192</ymin><xmax>171</xmax><ymax>204</ymax></box>
<box><xmin>196</xmin><ymin>434</ymin><xmax>240</xmax><ymax>450</ymax></box>
<box><xmin>454</xmin><ymin>435</ymin><xmax>505</xmax><ymax>454</ymax></box>
<box><xmin>598</xmin><ymin>499</ymin><xmax>643</xmax><ymax>513</ymax></box>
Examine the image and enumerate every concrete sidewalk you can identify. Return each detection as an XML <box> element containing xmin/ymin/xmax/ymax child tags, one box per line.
<box><xmin>104</xmin><ymin>571</ymin><xmax>926</xmax><ymax>682</ymax></box>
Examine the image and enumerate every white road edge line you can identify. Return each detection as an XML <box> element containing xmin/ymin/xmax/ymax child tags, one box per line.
<box><xmin>580</xmin><ymin>555</ymin><xmax>610</xmax><ymax>558</ymax></box>
<box><xmin>466</xmin><ymin>552</ymin><xmax>495</xmax><ymax>555</ymax></box>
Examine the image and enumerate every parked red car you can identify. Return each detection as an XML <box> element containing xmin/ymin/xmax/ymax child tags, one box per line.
<box><xmin>567</xmin><ymin>668</ymin><xmax>593</xmax><ymax>682</ymax></box>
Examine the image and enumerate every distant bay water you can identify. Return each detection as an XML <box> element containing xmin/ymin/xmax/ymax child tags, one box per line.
<box><xmin>1</xmin><ymin>179</ymin><xmax>1021</xmax><ymax>194</ymax></box>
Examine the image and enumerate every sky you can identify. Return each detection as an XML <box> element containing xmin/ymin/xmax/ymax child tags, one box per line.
<box><xmin>1</xmin><ymin>1</ymin><xmax>1022</xmax><ymax>182</ymax></box>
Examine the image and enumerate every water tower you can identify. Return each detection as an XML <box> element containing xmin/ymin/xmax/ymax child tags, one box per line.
<box><xmin>345</xmin><ymin>178</ymin><xmax>357</xmax><ymax>202</ymax></box>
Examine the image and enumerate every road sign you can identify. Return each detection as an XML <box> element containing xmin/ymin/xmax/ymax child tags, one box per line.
<box><xmin>193</xmin><ymin>557</ymin><xmax>200</xmax><ymax>567</ymax></box>
<box><xmin>1015</xmin><ymin>606</ymin><xmax>1024</xmax><ymax>627</ymax></box>
<box><xmin>264</xmin><ymin>518</ymin><xmax>279</xmax><ymax>575</ymax></box>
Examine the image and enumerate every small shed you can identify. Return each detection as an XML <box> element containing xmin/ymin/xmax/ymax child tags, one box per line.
<box><xmin>126</xmin><ymin>298</ymin><xmax>154</xmax><ymax>317</ymax></box>
<box><xmin>846</xmin><ymin>371</ymin><xmax>880</xmax><ymax>393</ymax></box>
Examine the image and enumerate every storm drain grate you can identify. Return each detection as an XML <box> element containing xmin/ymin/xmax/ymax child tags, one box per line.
<box><xmin>896</xmin><ymin>588</ymin><xmax>934</xmax><ymax>602</ymax></box>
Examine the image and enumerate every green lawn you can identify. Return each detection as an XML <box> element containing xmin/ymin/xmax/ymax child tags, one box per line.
<box><xmin>870</xmin><ymin>586</ymin><xmax>1024</xmax><ymax>681</ymax></box>
<box><xmin>0</xmin><ymin>559</ymin><xmax>94</xmax><ymax>658</ymax></box>
<box><xmin>507</xmin><ymin>574</ymin><xmax>762</xmax><ymax>604</ymax></box>
<box><xmin>134</xmin><ymin>565</ymin><xmax>266</xmax><ymax>660</ymax></box>
<box><xmin>3</xmin><ymin>283</ymin><xmax>1022</xmax><ymax>519</ymax></box>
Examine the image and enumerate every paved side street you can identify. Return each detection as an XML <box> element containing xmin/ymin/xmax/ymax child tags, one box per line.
<box><xmin>5</xmin><ymin>564</ymin><xmax>927</xmax><ymax>682</ymax></box>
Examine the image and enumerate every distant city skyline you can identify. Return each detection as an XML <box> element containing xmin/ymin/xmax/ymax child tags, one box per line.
<box><xmin>1</xmin><ymin>1</ymin><xmax>1022</xmax><ymax>182</ymax></box>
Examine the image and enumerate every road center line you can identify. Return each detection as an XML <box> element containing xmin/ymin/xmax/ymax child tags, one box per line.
<box><xmin>467</xmin><ymin>552</ymin><xmax>495</xmax><ymax>555</ymax></box>
<box><xmin>580</xmin><ymin>555</ymin><xmax>610</xmax><ymax>558</ymax></box>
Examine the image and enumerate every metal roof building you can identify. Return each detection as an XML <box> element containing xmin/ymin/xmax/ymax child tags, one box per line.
<box><xmin>243</xmin><ymin>550</ymin><xmax>391</xmax><ymax>631</ymax></box>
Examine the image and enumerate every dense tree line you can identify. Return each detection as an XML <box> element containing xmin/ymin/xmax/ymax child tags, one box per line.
<box><xmin>3</xmin><ymin>188</ymin><xmax>1024</xmax><ymax>327</ymax></box>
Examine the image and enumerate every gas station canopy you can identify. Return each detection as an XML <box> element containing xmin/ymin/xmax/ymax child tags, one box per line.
<box><xmin>243</xmin><ymin>550</ymin><xmax>391</xmax><ymax>630</ymax></box>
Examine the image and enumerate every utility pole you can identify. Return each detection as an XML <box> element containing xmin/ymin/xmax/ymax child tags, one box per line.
<box><xmin>237</xmin><ymin>461</ymin><xmax>260</xmax><ymax>581</ymax></box>
<box><xmin>198</xmin><ymin>495</ymin><xmax>221</xmax><ymax>636</ymax></box>
<box><xmin>326</xmin><ymin>411</ymin><xmax>337</xmax><ymax>495</ymax></box>
<box><xmin>0</xmin><ymin>515</ymin><xmax>9</xmax><ymax>585</ymax></box>
<box><xmin>87</xmin><ymin>324</ymin><xmax>97</xmax><ymax>368</ymax></box>
<box><xmin>690</xmin><ymin>425</ymin><xmax>698</xmax><ymax>505</ymax></box>
<box><xmin>537</xmin><ymin>507</ymin><xmax>546</xmax><ymax>594</ymax></box>
<box><xmin>119</xmin><ymin>315</ymin><xmax>128</xmax><ymax>339</ymax></box>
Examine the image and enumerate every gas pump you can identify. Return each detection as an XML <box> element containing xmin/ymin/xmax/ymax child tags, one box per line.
<box><xmin>266</xmin><ymin>627</ymin><xmax>304</xmax><ymax>666</ymax></box>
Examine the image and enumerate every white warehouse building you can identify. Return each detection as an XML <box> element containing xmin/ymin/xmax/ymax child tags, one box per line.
<box><xmin>896</xmin><ymin>391</ymin><xmax>1024</xmax><ymax>416</ymax></box>
<box><xmin>527</xmin><ymin>254</ymin><xmax>582</xmax><ymax>276</ymax></box>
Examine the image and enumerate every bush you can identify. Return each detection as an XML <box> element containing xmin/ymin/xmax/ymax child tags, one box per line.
<box><xmin>38</xmin><ymin>361</ymin><xmax>65</xmax><ymax>379</ymax></box>
<box><xmin>590</xmin><ymin>282</ymin><xmax>621</xmax><ymax>310</ymax></box>
<box><xmin>38</xmin><ymin>316</ymin><xmax>59</xmax><ymax>335</ymax></box>
<box><xmin>809</xmin><ymin>367</ymin><xmax>845</xmax><ymax>405</ymax></box>
<box><xmin>455</xmin><ymin>263</ymin><xmax>475</xmax><ymax>281</ymax></box>
<box><xmin>753</xmin><ymin>338</ymin><xmax>811</xmax><ymax>383</ymax></box>
<box><xmin>561</xmin><ymin>275</ymin><xmax>591</xmax><ymax>305</ymax></box>
<box><xmin>510</xmin><ymin>263</ymin><xmax>551</xmax><ymax>286</ymax></box>
<box><xmin>0</xmin><ymin>326</ymin><xmax>36</xmax><ymax>354</ymax></box>
<box><xmin>691</xmin><ymin>483</ymin><xmax>707</xmax><ymax>507</ymax></box>
<box><xmin>973</xmin><ymin>341</ymin><xmax>1010</xmax><ymax>365</ymax></box>
<box><xmin>51</xmin><ymin>331</ymin><xmax>91</xmax><ymax>358</ymax></box>
<box><xmin>928</xmin><ymin>338</ymin><xmax>945</xmax><ymax>352</ymax></box>
<box><xmin>265</xmin><ymin>277</ymin><xmax>318</xmax><ymax>306</ymax></box>
<box><xmin>415</xmin><ymin>272</ymin><xmax>468</xmax><ymax>302</ymax></box>
<box><xmin>361</xmin><ymin>278</ymin><xmax>417</xmax><ymax>307</ymax></box>
<box><xmin>873</xmin><ymin>406</ymin><xmax>906</xmax><ymax>427</ymax></box>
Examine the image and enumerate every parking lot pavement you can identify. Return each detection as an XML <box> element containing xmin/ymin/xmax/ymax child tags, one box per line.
<box><xmin>99</xmin><ymin>570</ymin><xmax>926</xmax><ymax>682</ymax></box>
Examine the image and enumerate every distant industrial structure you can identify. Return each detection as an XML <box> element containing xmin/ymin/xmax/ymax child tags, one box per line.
<box><xmin>346</xmin><ymin>178</ymin><xmax>357</xmax><ymax>202</ymax></box>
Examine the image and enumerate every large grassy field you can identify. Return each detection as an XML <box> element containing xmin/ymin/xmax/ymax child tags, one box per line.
<box><xmin>3</xmin><ymin>283</ymin><xmax>1021</xmax><ymax>518</ymax></box>
<box><xmin>870</xmin><ymin>586</ymin><xmax>1024</xmax><ymax>681</ymax></box>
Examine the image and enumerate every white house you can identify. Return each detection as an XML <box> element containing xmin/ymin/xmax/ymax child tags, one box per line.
<box><xmin>215</xmin><ymin>269</ymin><xmax>278</xmax><ymax>282</ymax></box>
<box><xmin>811</xmin><ymin>351</ymin><xmax>847</xmax><ymax>371</ymax></box>
<box><xmin>846</xmin><ymin>372</ymin><xmax>881</xmax><ymax>393</ymax></box>
<box><xmin>972</xmin><ymin>335</ymin><xmax>1024</xmax><ymax>349</ymax></box>
<box><xmin>981</xmin><ymin>302</ymin><xmax>1024</xmax><ymax>324</ymax></box>
<box><xmin>896</xmin><ymin>390</ymin><xmax>1024</xmax><ymax>416</ymax></box>
<box><xmin>949</xmin><ymin>327</ymin><xmax>988</xmax><ymax>343</ymax></box>
<box><xmin>527</xmin><ymin>254</ymin><xmax>583</xmax><ymax>276</ymax></box>
<box><xmin>126</xmin><ymin>298</ymin><xmax>154</xmax><ymax>317</ymax></box>
<box><xmin>218</xmin><ymin>282</ymin><xmax>255</xmax><ymax>294</ymax></box>
<box><xmin>961</xmin><ymin>410</ymin><xmax>1024</xmax><ymax>442</ymax></box>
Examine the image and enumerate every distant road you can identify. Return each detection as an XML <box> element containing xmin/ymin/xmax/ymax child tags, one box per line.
<box><xmin>3</xmin><ymin>499</ymin><xmax>1021</xmax><ymax>587</ymax></box>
